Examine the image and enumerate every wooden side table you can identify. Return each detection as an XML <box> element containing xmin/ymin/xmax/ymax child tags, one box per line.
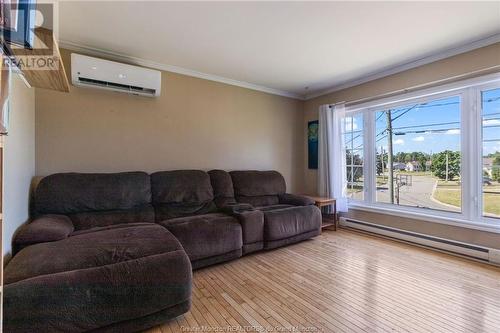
<box><xmin>306</xmin><ymin>196</ymin><xmax>337</xmax><ymax>231</ymax></box>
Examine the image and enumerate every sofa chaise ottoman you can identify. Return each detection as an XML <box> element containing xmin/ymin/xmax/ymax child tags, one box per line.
<box><xmin>4</xmin><ymin>223</ymin><xmax>192</xmax><ymax>333</ymax></box>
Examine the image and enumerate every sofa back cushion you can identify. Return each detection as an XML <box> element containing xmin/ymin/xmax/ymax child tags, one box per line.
<box><xmin>151</xmin><ymin>170</ymin><xmax>216</xmax><ymax>221</ymax></box>
<box><xmin>208</xmin><ymin>170</ymin><xmax>236</xmax><ymax>207</ymax></box>
<box><xmin>230</xmin><ymin>171</ymin><xmax>286</xmax><ymax>207</ymax></box>
<box><xmin>34</xmin><ymin>172</ymin><xmax>154</xmax><ymax>230</ymax></box>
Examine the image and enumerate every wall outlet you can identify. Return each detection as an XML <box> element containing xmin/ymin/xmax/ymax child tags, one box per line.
<box><xmin>489</xmin><ymin>249</ymin><xmax>500</xmax><ymax>265</ymax></box>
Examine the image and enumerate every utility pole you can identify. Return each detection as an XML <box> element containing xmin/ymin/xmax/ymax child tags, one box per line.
<box><xmin>396</xmin><ymin>180</ymin><xmax>400</xmax><ymax>205</ymax></box>
<box><xmin>386</xmin><ymin>110</ymin><xmax>394</xmax><ymax>204</ymax></box>
<box><xmin>380</xmin><ymin>146</ymin><xmax>385</xmax><ymax>181</ymax></box>
<box><xmin>430</xmin><ymin>150</ymin><xmax>433</xmax><ymax>176</ymax></box>
<box><xmin>350</xmin><ymin>125</ymin><xmax>354</xmax><ymax>192</ymax></box>
<box><xmin>445</xmin><ymin>152</ymin><xmax>449</xmax><ymax>182</ymax></box>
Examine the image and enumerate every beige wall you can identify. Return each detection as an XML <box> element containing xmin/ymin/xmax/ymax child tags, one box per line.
<box><xmin>3</xmin><ymin>75</ymin><xmax>36</xmax><ymax>256</ymax></box>
<box><xmin>35</xmin><ymin>49</ymin><xmax>305</xmax><ymax>192</ymax></box>
<box><xmin>303</xmin><ymin>43</ymin><xmax>500</xmax><ymax>249</ymax></box>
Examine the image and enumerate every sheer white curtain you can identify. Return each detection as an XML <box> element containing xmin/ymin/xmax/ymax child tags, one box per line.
<box><xmin>318</xmin><ymin>104</ymin><xmax>348</xmax><ymax>212</ymax></box>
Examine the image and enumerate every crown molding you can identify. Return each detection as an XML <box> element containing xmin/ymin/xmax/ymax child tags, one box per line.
<box><xmin>59</xmin><ymin>33</ymin><xmax>500</xmax><ymax>103</ymax></box>
<box><xmin>304</xmin><ymin>33</ymin><xmax>500</xmax><ymax>100</ymax></box>
<box><xmin>58</xmin><ymin>40</ymin><xmax>305</xmax><ymax>100</ymax></box>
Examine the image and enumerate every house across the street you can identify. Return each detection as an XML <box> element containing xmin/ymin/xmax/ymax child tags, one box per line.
<box><xmin>406</xmin><ymin>161</ymin><xmax>422</xmax><ymax>172</ymax></box>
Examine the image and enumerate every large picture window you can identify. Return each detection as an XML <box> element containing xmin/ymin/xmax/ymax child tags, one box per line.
<box><xmin>374</xmin><ymin>96</ymin><xmax>461</xmax><ymax>213</ymax></box>
<box><xmin>341</xmin><ymin>74</ymin><xmax>500</xmax><ymax>227</ymax></box>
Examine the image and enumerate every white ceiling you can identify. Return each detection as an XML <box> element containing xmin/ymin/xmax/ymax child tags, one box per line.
<box><xmin>58</xmin><ymin>1</ymin><xmax>500</xmax><ymax>99</ymax></box>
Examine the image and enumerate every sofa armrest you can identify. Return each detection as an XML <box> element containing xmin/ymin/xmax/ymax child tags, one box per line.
<box><xmin>278</xmin><ymin>193</ymin><xmax>315</xmax><ymax>206</ymax></box>
<box><xmin>220</xmin><ymin>204</ymin><xmax>264</xmax><ymax>247</ymax></box>
<box><xmin>13</xmin><ymin>215</ymin><xmax>74</xmax><ymax>254</ymax></box>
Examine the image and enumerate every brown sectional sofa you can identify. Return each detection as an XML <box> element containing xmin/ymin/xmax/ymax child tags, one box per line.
<box><xmin>4</xmin><ymin>170</ymin><xmax>321</xmax><ymax>333</ymax></box>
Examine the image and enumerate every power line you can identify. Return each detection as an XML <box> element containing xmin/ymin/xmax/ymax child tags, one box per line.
<box><xmin>393</xmin><ymin>127</ymin><xmax>460</xmax><ymax>135</ymax></box>
<box><xmin>344</xmin><ymin>134</ymin><xmax>361</xmax><ymax>145</ymax></box>
<box><xmin>483</xmin><ymin>116</ymin><xmax>500</xmax><ymax>121</ymax></box>
<box><xmin>393</xmin><ymin>121</ymin><xmax>460</xmax><ymax>131</ymax></box>
<box><xmin>391</xmin><ymin>105</ymin><xmax>418</xmax><ymax>122</ymax></box>
<box><xmin>412</xmin><ymin>101</ymin><xmax>459</xmax><ymax>108</ymax></box>
<box><xmin>483</xmin><ymin>112</ymin><xmax>500</xmax><ymax>117</ymax></box>
<box><xmin>483</xmin><ymin>96</ymin><xmax>500</xmax><ymax>103</ymax></box>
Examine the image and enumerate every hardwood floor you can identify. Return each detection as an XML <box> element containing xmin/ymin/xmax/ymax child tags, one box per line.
<box><xmin>144</xmin><ymin>229</ymin><xmax>500</xmax><ymax>333</ymax></box>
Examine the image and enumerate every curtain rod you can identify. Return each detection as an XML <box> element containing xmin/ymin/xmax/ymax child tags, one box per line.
<box><xmin>328</xmin><ymin>65</ymin><xmax>500</xmax><ymax>108</ymax></box>
<box><xmin>327</xmin><ymin>101</ymin><xmax>346</xmax><ymax>108</ymax></box>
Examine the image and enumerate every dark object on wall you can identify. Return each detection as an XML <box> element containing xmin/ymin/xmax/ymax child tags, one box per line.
<box><xmin>1</xmin><ymin>0</ymin><xmax>36</xmax><ymax>48</ymax></box>
<box><xmin>308</xmin><ymin>120</ymin><xmax>319</xmax><ymax>169</ymax></box>
<box><xmin>0</xmin><ymin>52</ymin><xmax>10</xmax><ymax>134</ymax></box>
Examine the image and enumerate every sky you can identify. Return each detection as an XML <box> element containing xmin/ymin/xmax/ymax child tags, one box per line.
<box><xmin>482</xmin><ymin>88</ymin><xmax>500</xmax><ymax>156</ymax></box>
<box><xmin>375</xmin><ymin>95</ymin><xmax>461</xmax><ymax>156</ymax></box>
<box><xmin>344</xmin><ymin>87</ymin><xmax>500</xmax><ymax>158</ymax></box>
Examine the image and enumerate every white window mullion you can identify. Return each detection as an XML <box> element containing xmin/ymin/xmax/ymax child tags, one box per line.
<box><xmin>472</xmin><ymin>87</ymin><xmax>483</xmax><ymax>222</ymax></box>
<box><xmin>460</xmin><ymin>89</ymin><xmax>474</xmax><ymax>221</ymax></box>
<box><xmin>475</xmin><ymin>82</ymin><xmax>500</xmax><ymax>223</ymax></box>
<box><xmin>363</xmin><ymin>111</ymin><xmax>375</xmax><ymax>204</ymax></box>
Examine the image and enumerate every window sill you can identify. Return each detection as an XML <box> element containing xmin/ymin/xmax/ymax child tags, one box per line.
<box><xmin>347</xmin><ymin>202</ymin><xmax>500</xmax><ymax>235</ymax></box>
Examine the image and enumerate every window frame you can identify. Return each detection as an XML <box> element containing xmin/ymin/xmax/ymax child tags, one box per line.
<box><xmin>343</xmin><ymin>72</ymin><xmax>500</xmax><ymax>232</ymax></box>
<box><xmin>343</xmin><ymin>112</ymin><xmax>366</xmax><ymax>201</ymax></box>
<box><xmin>476</xmin><ymin>81</ymin><xmax>500</xmax><ymax>224</ymax></box>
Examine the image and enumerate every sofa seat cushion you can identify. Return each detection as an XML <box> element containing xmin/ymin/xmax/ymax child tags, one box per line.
<box><xmin>208</xmin><ymin>170</ymin><xmax>236</xmax><ymax>208</ymax></box>
<box><xmin>152</xmin><ymin>170</ymin><xmax>217</xmax><ymax>220</ymax></box>
<box><xmin>263</xmin><ymin>205</ymin><xmax>321</xmax><ymax>241</ymax></box>
<box><xmin>35</xmin><ymin>172</ymin><xmax>152</xmax><ymax>215</ymax></box>
<box><xmin>68</xmin><ymin>205</ymin><xmax>155</xmax><ymax>231</ymax></box>
<box><xmin>230</xmin><ymin>171</ymin><xmax>286</xmax><ymax>196</ymax></box>
<box><xmin>256</xmin><ymin>204</ymin><xmax>294</xmax><ymax>212</ymax></box>
<box><xmin>4</xmin><ymin>224</ymin><xmax>192</xmax><ymax>333</ymax></box>
<box><xmin>230</xmin><ymin>171</ymin><xmax>286</xmax><ymax>207</ymax></box>
<box><xmin>159</xmin><ymin>213</ymin><xmax>242</xmax><ymax>262</ymax></box>
<box><xmin>33</xmin><ymin>172</ymin><xmax>154</xmax><ymax>231</ymax></box>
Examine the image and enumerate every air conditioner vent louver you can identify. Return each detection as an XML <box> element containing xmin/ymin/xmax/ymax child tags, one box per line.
<box><xmin>71</xmin><ymin>53</ymin><xmax>161</xmax><ymax>97</ymax></box>
<box><xmin>77</xmin><ymin>77</ymin><xmax>156</xmax><ymax>95</ymax></box>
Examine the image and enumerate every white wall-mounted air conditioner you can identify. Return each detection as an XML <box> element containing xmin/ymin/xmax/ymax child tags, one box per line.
<box><xmin>71</xmin><ymin>53</ymin><xmax>161</xmax><ymax>97</ymax></box>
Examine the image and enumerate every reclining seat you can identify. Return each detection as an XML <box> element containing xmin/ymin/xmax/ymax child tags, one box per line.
<box><xmin>5</xmin><ymin>172</ymin><xmax>192</xmax><ymax>333</ymax></box>
<box><xmin>152</xmin><ymin>170</ymin><xmax>243</xmax><ymax>269</ymax></box>
<box><xmin>208</xmin><ymin>169</ymin><xmax>265</xmax><ymax>255</ymax></box>
<box><xmin>230</xmin><ymin>171</ymin><xmax>322</xmax><ymax>250</ymax></box>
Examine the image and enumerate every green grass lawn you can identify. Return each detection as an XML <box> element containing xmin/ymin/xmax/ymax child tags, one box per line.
<box><xmin>376</xmin><ymin>176</ymin><xmax>388</xmax><ymax>186</ymax></box>
<box><xmin>483</xmin><ymin>184</ymin><xmax>500</xmax><ymax>193</ymax></box>
<box><xmin>437</xmin><ymin>180</ymin><xmax>461</xmax><ymax>187</ymax></box>
<box><xmin>433</xmin><ymin>189</ymin><xmax>500</xmax><ymax>216</ymax></box>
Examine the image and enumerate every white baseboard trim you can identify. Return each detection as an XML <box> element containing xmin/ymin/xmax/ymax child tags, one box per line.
<box><xmin>340</xmin><ymin>217</ymin><xmax>500</xmax><ymax>266</ymax></box>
